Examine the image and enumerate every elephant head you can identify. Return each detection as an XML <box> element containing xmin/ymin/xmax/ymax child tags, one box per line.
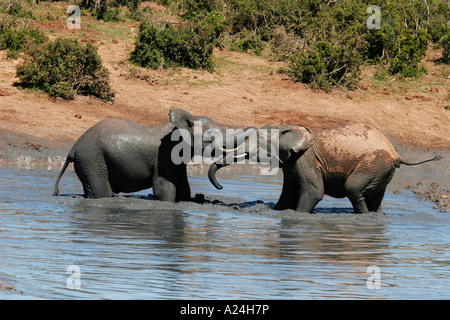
<box><xmin>169</xmin><ymin>108</ymin><xmax>256</xmax><ymax>165</ymax></box>
<box><xmin>208</xmin><ymin>124</ymin><xmax>315</xmax><ymax>189</ymax></box>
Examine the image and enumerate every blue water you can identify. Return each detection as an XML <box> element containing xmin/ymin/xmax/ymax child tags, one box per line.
<box><xmin>0</xmin><ymin>163</ymin><xmax>449</xmax><ymax>299</ymax></box>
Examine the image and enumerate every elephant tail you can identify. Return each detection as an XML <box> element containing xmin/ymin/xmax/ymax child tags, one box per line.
<box><xmin>397</xmin><ymin>155</ymin><xmax>442</xmax><ymax>167</ymax></box>
<box><xmin>52</xmin><ymin>155</ymin><xmax>73</xmax><ymax>196</ymax></box>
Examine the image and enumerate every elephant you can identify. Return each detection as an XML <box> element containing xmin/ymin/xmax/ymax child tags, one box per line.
<box><xmin>208</xmin><ymin>123</ymin><xmax>442</xmax><ymax>213</ymax></box>
<box><xmin>53</xmin><ymin>108</ymin><xmax>255</xmax><ymax>201</ymax></box>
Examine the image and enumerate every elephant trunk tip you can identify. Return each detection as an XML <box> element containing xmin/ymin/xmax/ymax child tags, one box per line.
<box><xmin>208</xmin><ymin>162</ymin><xmax>224</xmax><ymax>190</ymax></box>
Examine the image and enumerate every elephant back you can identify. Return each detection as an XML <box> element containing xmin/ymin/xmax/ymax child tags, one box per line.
<box><xmin>316</xmin><ymin>124</ymin><xmax>400</xmax><ymax>169</ymax></box>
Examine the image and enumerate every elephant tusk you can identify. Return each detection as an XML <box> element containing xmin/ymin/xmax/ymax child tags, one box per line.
<box><xmin>219</xmin><ymin>146</ymin><xmax>243</xmax><ymax>152</ymax></box>
<box><xmin>233</xmin><ymin>153</ymin><xmax>248</xmax><ymax>159</ymax></box>
<box><xmin>276</xmin><ymin>155</ymin><xmax>283</xmax><ymax>164</ymax></box>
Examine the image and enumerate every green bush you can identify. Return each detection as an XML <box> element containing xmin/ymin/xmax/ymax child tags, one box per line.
<box><xmin>288</xmin><ymin>35</ymin><xmax>362</xmax><ymax>92</ymax></box>
<box><xmin>441</xmin><ymin>31</ymin><xmax>450</xmax><ymax>63</ymax></box>
<box><xmin>230</xmin><ymin>28</ymin><xmax>265</xmax><ymax>55</ymax></box>
<box><xmin>427</xmin><ymin>0</ymin><xmax>449</xmax><ymax>43</ymax></box>
<box><xmin>81</xmin><ymin>0</ymin><xmax>141</xmax><ymax>11</ymax></box>
<box><xmin>95</xmin><ymin>2</ymin><xmax>121</xmax><ymax>22</ymax></box>
<box><xmin>221</xmin><ymin>0</ymin><xmax>447</xmax><ymax>88</ymax></box>
<box><xmin>226</xmin><ymin>0</ymin><xmax>307</xmax><ymax>41</ymax></box>
<box><xmin>130</xmin><ymin>21</ymin><xmax>219</xmax><ymax>71</ymax></box>
<box><xmin>181</xmin><ymin>0</ymin><xmax>220</xmax><ymax>20</ymax></box>
<box><xmin>388</xmin><ymin>28</ymin><xmax>429</xmax><ymax>77</ymax></box>
<box><xmin>0</xmin><ymin>26</ymin><xmax>47</xmax><ymax>58</ymax></box>
<box><xmin>17</xmin><ymin>37</ymin><xmax>115</xmax><ymax>100</ymax></box>
<box><xmin>88</xmin><ymin>0</ymin><xmax>142</xmax><ymax>21</ymax></box>
<box><xmin>4</xmin><ymin>0</ymin><xmax>36</xmax><ymax>19</ymax></box>
<box><xmin>282</xmin><ymin>0</ymin><xmax>364</xmax><ymax>91</ymax></box>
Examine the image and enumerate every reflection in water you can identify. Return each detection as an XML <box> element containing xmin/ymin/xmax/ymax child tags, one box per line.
<box><xmin>0</xmin><ymin>166</ymin><xmax>449</xmax><ymax>299</ymax></box>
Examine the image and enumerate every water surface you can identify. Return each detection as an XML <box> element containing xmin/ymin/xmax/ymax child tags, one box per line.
<box><xmin>0</xmin><ymin>162</ymin><xmax>449</xmax><ymax>299</ymax></box>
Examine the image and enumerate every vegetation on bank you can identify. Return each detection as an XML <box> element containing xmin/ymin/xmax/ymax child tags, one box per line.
<box><xmin>130</xmin><ymin>21</ymin><xmax>221</xmax><ymax>71</ymax></box>
<box><xmin>0</xmin><ymin>0</ymin><xmax>449</xmax><ymax>98</ymax></box>
<box><xmin>16</xmin><ymin>37</ymin><xmax>115</xmax><ymax>100</ymax></box>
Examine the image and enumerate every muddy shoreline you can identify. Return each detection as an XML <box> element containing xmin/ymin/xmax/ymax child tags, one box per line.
<box><xmin>408</xmin><ymin>183</ymin><xmax>449</xmax><ymax>212</ymax></box>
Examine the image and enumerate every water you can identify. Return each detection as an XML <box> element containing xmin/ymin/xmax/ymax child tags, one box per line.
<box><xmin>0</xmin><ymin>162</ymin><xmax>449</xmax><ymax>299</ymax></box>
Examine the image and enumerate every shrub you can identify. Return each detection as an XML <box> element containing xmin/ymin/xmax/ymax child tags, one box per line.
<box><xmin>288</xmin><ymin>34</ymin><xmax>362</xmax><ymax>91</ymax></box>
<box><xmin>388</xmin><ymin>28</ymin><xmax>429</xmax><ymax>77</ymax></box>
<box><xmin>181</xmin><ymin>0</ymin><xmax>220</xmax><ymax>20</ymax></box>
<box><xmin>95</xmin><ymin>2</ymin><xmax>121</xmax><ymax>22</ymax></box>
<box><xmin>0</xmin><ymin>26</ymin><xmax>47</xmax><ymax>58</ymax></box>
<box><xmin>81</xmin><ymin>0</ymin><xmax>141</xmax><ymax>11</ymax></box>
<box><xmin>88</xmin><ymin>0</ymin><xmax>141</xmax><ymax>21</ymax></box>
<box><xmin>130</xmin><ymin>21</ymin><xmax>219</xmax><ymax>71</ymax></box>
<box><xmin>230</xmin><ymin>28</ymin><xmax>265</xmax><ymax>56</ymax></box>
<box><xmin>362</xmin><ymin>25</ymin><xmax>391</xmax><ymax>64</ymax></box>
<box><xmin>4</xmin><ymin>0</ymin><xmax>36</xmax><ymax>19</ymax></box>
<box><xmin>226</xmin><ymin>0</ymin><xmax>306</xmax><ymax>41</ymax></box>
<box><xmin>223</xmin><ymin>0</ymin><xmax>446</xmax><ymax>88</ymax></box>
<box><xmin>269</xmin><ymin>26</ymin><xmax>299</xmax><ymax>60</ymax></box>
<box><xmin>17</xmin><ymin>37</ymin><xmax>115</xmax><ymax>100</ymax></box>
<box><xmin>441</xmin><ymin>31</ymin><xmax>450</xmax><ymax>63</ymax></box>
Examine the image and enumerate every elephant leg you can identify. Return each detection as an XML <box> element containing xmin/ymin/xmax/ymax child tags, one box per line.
<box><xmin>74</xmin><ymin>159</ymin><xmax>113</xmax><ymax>198</ymax></box>
<box><xmin>275</xmin><ymin>180</ymin><xmax>299</xmax><ymax>210</ymax></box>
<box><xmin>365</xmin><ymin>187</ymin><xmax>386</xmax><ymax>213</ymax></box>
<box><xmin>152</xmin><ymin>176</ymin><xmax>177</xmax><ymax>202</ymax></box>
<box><xmin>348</xmin><ymin>195</ymin><xmax>370</xmax><ymax>213</ymax></box>
<box><xmin>296</xmin><ymin>179</ymin><xmax>324</xmax><ymax>213</ymax></box>
<box><xmin>365</xmin><ymin>170</ymin><xmax>394</xmax><ymax>213</ymax></box>
<box><xmin>176</xmin><ymin>172</ymin><xmax>191</xmax><ymax>202</ymax></box>
<box><xmin>152</xmin><ymin>163</ymin><xmax>190</xmax><ymax>202</ymax></box>
<box><xmin>346</xmin><ymin>155</ymin><xmax>396</xmax><ymax>213</ymax></box>
<box><xmin>344</xmin><ymin>175</ymin><xmax>371</xmax><ymax>213</ymax></box>
<box><xmin>295</xmin><ymin>182</ymin><xmax>324</xmax><ymax>213</ymax></box>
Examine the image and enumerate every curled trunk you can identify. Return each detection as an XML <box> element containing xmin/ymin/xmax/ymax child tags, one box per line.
<box><xmin>208</xmin><ymin>162</ymin><xmax>228</xmax><ymax>190</ymax></box>
<box><xmin>207</xmin><ymin>126</ymin><xmax>257</xmax><ymax>190</ymax></box>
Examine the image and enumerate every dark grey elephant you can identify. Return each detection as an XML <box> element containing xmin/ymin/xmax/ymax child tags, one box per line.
<box><xmin>53</xmin><ymin>109</ymin><xmax>254</xmax><ymax>201</ymax></box>
<box><xmin>208</xmin><ymin>123</ymin><xmax>441</xmax><ymax>213</ymax></box>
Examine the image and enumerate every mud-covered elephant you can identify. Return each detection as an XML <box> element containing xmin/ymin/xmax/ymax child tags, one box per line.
<box><xmin>53</xmin><ymin>109</ymin><xmax>254</xmax><ymax>201</ymax></box>
<box><xmin>208</xmin><ymin>123</ymin><xmax>441</xmax><ymax>213</ymax></box>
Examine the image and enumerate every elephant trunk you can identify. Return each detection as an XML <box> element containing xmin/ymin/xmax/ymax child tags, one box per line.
<box><xmin>207</xmin><ymin>126</ymin><xmax>257</xmax><ymax>190</ymax></box>
<box><xmin>208</xmin><ymin>135</ymin><xmax>257</xmax><ymax>190</ymax></box>
<box><xmin>208</xmin><ymin>162</ymin><xmax>229</xmax><ymax>190</ymax></box>
<box><xmin>208</xmin><ymin>147</ymin><xmax>250</xmax><ymax>189</ymax></box>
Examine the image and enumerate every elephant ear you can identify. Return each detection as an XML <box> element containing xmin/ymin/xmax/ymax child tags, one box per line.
<box><xmin>290</xmin><ymin>127</ymin><xmax>314</xmax><ymax>153</ymax></box>
<box><xmin>279</xmin><ymin>126</ymin><xmax>314</xmax><ymax>161</ymax></box>
<box><xmin>169</xmin><ymin>109</ymin><xmax>193</xmax><ymax>130</ymax></box>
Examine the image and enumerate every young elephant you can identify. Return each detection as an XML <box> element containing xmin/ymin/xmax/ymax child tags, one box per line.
<box><xmin>209</xmin><ymin>123</ymin><xmax>441</xmax><ymax>213</ymax></box>
<box><xmin>53</xmin><ymin>109</ymin><xmax>253</xmax><ymax>201</ymax></box>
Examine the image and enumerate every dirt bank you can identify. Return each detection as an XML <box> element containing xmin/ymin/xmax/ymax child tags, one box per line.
<box><xmin>408</xmin><ymin>183</ymin><xmax>449</xmax><ymax>212</ymax></box>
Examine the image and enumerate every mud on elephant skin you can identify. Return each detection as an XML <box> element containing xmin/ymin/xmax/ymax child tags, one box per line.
<box><xmin>52</xmin><ymin>108</ymin><xmax>254</xmax><ymax>202</ymax></box>
<box><xmin>209</xmin><ymin>123</ymin><xmax>442</xmax><ymax>213</ymax></box>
